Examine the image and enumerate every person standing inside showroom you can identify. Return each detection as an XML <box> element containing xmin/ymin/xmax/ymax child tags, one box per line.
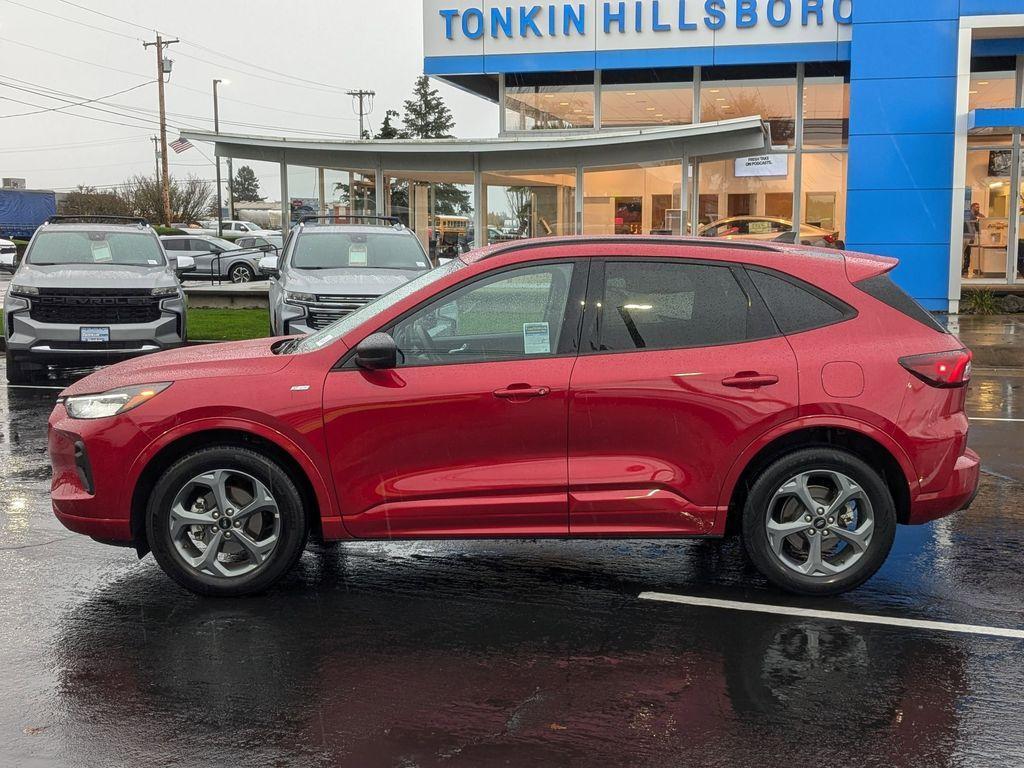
<box><xmin>964</xmin><ymin>201</ymin><xmax>984</xmax><ymax>277</ymax></box>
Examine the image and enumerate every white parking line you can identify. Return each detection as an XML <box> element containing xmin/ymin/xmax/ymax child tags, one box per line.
<box><xmin>638</xmin><ymin>592</ymin><xmax>1024</xmax><ymax>640</ymax></box>
<box><xmin>970</xmin><ymin>417</ymin><xmax>1024</xmax><ymax>423</ymax></box>
<box><xmin>5</xmin><ymin>384</ymin><xmax>64</xmax><ymax>391</ymax></box>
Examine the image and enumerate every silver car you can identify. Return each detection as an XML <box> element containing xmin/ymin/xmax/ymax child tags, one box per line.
<box><xmin>265</xmin><ymin>219</ymin><xmax>432</xmax><ymax>336</ymax></box>
<box><xmin>698</xmin><ymin>216</ymin><xmax>842</xmax><ymax>248</ymax></box>
<box><xmin>1</xmin><ymin>216</ymin><xmax>192</xmax><ymax>384</ymax></box>
<box><xmin>160</xmin><ymin>235</ymin><xmax>264</xmax><ymax>283</ymax></box>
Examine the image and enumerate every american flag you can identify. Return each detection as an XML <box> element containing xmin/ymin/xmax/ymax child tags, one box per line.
<box><xmin>169</xmin><ymin>136</ymin><xmax>193</xmax><ymax>154</ymax></box>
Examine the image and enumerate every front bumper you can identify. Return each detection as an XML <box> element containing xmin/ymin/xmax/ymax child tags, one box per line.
<box><xmin>49</xmin><ymin>405</ymin><xmax>150</xmax><ymax>543</ymax></box>
<box><xmin>907</xmin><ymin>448</ymin><xmax>981</xmax><ymax>525</ymax></box>
<box><xmin>5</xmin><ymin>297</ymin><xmax>185</xmax><ymax>359</ymax></box>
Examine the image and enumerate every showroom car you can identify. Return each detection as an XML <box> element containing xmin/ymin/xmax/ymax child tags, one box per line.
<box><xmin>264</xmin><ymin>217</ymin><xmax>432</xmax><ymax>336</ymax></box>
<box><xmin>699</xmin><ymin>216</ymin><xmax>843</xmax><ymax>248</ymax></box>
<box><xmin>47</xmin><ymin>235</ymin><xmax>978</xmax><ymax>597</ymax></box>
<box><xmin>2</xmin><ymin>216</ymin><xmax>192</xmax><ymax>384</ymax></box>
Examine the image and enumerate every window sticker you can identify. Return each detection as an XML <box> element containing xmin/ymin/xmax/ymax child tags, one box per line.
<box><xmin>348</xmin><ymin>243</ymin><xmax>368</xmax><ymax>266</ymax></box>
<box><xmin>147</xmin><ymin>259</ymin><xmax>158</xmax><ymax>265</ymax></box>
<box><xmin>91</xmin><ymin>241</ymin><xmax>113</xmax><ymax>263</ymax></box>
<box><xmin>523</xmin><ymin>322</ymin><xmax>551</xmax><ymax>355</ymax></box>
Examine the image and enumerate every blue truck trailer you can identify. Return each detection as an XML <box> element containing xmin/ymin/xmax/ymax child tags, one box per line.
<box><xmin>0</xmin><ymin>189</ymin><xmax>58</xmax><ymax>239</ymax></box>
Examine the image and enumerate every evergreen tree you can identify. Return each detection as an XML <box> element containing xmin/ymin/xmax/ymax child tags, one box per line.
<box><xmin>401</xmin><ymin>75</ymin><xmax>456</xmax><ymax>138</ymax></box>
<box><xmin>375</xmin><ymin>109</ymin><xmax>403</xmax><ymax>140</ymax></box>
<box><xmin>232</xmin><ymin>165</ymin><xmax>264</xmax><ymax>203</ymax></box>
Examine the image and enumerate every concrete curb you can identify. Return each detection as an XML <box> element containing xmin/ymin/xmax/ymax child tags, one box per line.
<box><xmin>968</xmin><ymin>345</ymin><xmax>1024</xmax><ymax>369</ymax></box>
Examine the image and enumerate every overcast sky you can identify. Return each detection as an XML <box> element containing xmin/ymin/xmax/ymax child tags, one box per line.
<box><xmin>0</xmin><ymin>0</ymin><xmax>497</xmax><ymax>198</ymax></box>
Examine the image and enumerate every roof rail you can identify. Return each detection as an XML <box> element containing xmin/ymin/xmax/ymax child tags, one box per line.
<box><xmin>46</xmin><ymin>215</ymin><xmax>150</xmax><ymax>227</ymax></box>
<box><xmin>478</xmin><ymin>235</ymin><xmax>782</xmax><ymax>260</ymax></box>
<box><xmin>299</xmin><ymin>214</ymin><xmax>402</xmax><ymax>227</ymax></box>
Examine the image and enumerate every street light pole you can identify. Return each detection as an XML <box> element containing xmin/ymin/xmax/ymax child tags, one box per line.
<box><xmin>213</xmin><ymin>78</ymin><xmax>223</xmax><ymax>237</ymax></box>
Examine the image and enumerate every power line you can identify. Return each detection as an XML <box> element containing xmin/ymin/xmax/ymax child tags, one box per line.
<box><xmin>0</xmin><ymin>135</ymin><xmax>150</xmax><ymax>154</ymax></box>
<box><xmin>0</xmin><ymin>80</ymin><xmax>154</xmax><ymax>118</ymax></box>
<box><xmin>0</xmin><ymin>94</ymin><xmax>168</xmax><ymax>132</ymax></box>
<box><xmin>2</xmin><ymin>0</ymin><xmax>141</xmax><ymax>41</ymax></box>
<box><xmin>51</xmin><ymin>0</ymin><xmax>154</xmax><ymax>33</ymax></box>
<box><xmin>0</xmin><ymin>37</ymin><xmax>359</xmax><ymax>123</ymax></box>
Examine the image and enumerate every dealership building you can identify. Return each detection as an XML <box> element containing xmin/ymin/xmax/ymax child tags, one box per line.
<box><xmin>186</xmin><ymin>1</ymin><xmax>1024</xmax><ymax>312</ymax></box>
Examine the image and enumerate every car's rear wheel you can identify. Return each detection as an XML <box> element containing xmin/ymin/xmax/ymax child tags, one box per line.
<box><xmin>741</xmin><ymin>448</ymin><xmax>896</xmax><ymax>596</ymax></box>
<box><xmin>146</xmin><ymin>446</ymin><xmax>309</xmax><ymax>596</ymax></box>
<box><xmin>229</xmin><ymin>263</ymin><xmax>255</xmax><ymax>283</ymax></box>
<box><xmin>5</xmin><ymin>351</ymin><xmax>32</xmax><ymax>385</ymax></box>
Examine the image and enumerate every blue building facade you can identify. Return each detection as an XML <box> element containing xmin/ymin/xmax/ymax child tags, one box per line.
<box><xmin>424</xmin><ymin>1</ymin><xmax>1024</xmax><ymax>311</ymax></box>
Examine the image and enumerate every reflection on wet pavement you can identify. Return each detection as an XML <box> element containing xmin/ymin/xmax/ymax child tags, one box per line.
<box><xmin>1</xmin><ymin>369</ymin><xmax>1023</xmax><ymax>766</ymax></box>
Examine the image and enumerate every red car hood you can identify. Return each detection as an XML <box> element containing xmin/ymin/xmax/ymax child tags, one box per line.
<box><xmin>61</xmin><ymin>338</ymin><xmax>295</xmax><ymax>396</ymax></box>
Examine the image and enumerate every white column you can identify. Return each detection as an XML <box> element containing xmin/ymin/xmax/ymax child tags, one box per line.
<box><xmin>473</xmin><ymin>155</ymin><xmax>487</xmax><ymax>247</ymax></box>
<box><xmin>375</xmin><ymin>159</ymin><xmax>386</xmax><ymax>218</ymax></box>
<box><xmin>279</xmin><ymin>155</ymin><xmax>289</xmax><ymax>232</ymax></box>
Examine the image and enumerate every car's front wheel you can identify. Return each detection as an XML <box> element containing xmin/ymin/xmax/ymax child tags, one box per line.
<box><xmin>146</xmin><ymin>446</ymin><xmax>309</xmax><ymax>596</ymax></box>
<box><xmin>742</xmin><ymin>448</ymin><xmax>896</xmax><ymax>596</ymax></box>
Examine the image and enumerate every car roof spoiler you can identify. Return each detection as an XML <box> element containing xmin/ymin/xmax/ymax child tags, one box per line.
<box><xmin>844</xmin><ymin>251</ymin><xmax>899</xmax><ymax>284</ymax></box>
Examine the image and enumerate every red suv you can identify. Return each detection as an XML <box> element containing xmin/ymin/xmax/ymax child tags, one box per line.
<box><xmin>48</xmin><ymin>238</ymin><xmax>979</xmax><ymax>597</ymax></box>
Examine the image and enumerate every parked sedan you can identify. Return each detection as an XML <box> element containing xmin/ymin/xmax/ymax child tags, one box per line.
<box><xmin>160</xmin><ymin>235</ymin><xmax>263</xmax><ymax>283</ymax></box>
<box><xmin>699</xmin><ymin>217</ymin><xmax>842</xmax><ymax>248</ymax></box>
<box><xmin>49</xmin><ymin>236</ymin><xmax>978</xmax><ymax>597</ymax></box>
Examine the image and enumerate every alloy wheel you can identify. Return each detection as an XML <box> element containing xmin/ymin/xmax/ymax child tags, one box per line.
<box><xmin>764</xmin><ymin>470</ymin><xmax>875</xmax><ymax>578</ymax></box>
<box><xmin>230</xmin><ymin>266</ymin><xmax>253</xmax><ymax>283</ymax></box>
<box><xmin>168</xmin><ymin>469</ymin><xmax>281</xmax><ymax>578</ymax></box>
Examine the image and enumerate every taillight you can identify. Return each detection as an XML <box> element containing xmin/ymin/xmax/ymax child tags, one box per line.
<box><xmin>823</xmin><ymin>233</ymin><xmax>836</xmax><ymax>244</ymax></box>
<box><xmin>899</xmin><ymin>349</ymin><xmax>972</xmax><ymax>388</ymax></box>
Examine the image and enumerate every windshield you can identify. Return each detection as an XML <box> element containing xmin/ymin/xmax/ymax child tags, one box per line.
<box><xmin>205</xmin><ymin>237</ymin><xmax>239</xmax><ymax>250</ymax></box>
<box><xmin>291</xmin><ymin>230</ymin><xmax>428</xmax><ymax>271</ymax></box>
<box><xmin>28</xmin><ymin>231</ymin><xmax>166</xmax><ymax>267</ymax></box>
<box><xmin>289</xmin><ymin>257</ymin><xmax>467</xmax><ymax>354</ymax></box>
<box><xmin>264</xmin><ymin>235</ymin><xmax>283</xmax><ymax>247</ymax></box>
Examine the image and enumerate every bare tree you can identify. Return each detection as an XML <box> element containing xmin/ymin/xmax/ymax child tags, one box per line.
<box><xmin>119</xmin><ymin>175</ymin><xmax>213</xmax><ymax>225</ymax></box>
<box><xmin>61</xmin><ymin>185</ymin><xmax>132</xmax><ymax>217</ymax></box>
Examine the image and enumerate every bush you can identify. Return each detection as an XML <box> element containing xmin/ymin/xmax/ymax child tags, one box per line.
<box><xmin>960</xmin><ymin>290</ymin><xmax>1000</xmax><ymax>315</ymax></box>
<box><xmin>153</xmin><ymin>226</ymin><xmax>186</xmax><ymax>236</ymax></box>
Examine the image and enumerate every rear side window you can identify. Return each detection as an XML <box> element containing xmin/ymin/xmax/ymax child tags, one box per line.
<box><xmin>748</xmin><ymin>268</ymin><xmax>852</xmax><ymax>334</ymax></box>
<box><xmin>596</xmin><ymin>261</ymin><xmax>770</xmax><ymax>352</ymax></box>
<box><xmin>855</xmin><ymin>273</ymin><xmax>947</xmax><ymax>333</ymax></box>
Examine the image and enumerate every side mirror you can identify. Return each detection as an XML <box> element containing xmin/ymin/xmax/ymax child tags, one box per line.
<box><xmin>258</xmin><ymin>254</ymin><xmax>279</xmax><ymax>278</ymax></box>
<box><xmin>175</xmin><ymin>255</ymin><xmax>196</xmax><ymax>275</ymax></box>
<box><xmin>0</xmin><ymin>252</ymin><xmax>15</xmax><ymax>274</ymax></box>
<box><xmin>354</xmin><ymin>332</ymin><xmax>398</xmax><ymax>370</ymax></box>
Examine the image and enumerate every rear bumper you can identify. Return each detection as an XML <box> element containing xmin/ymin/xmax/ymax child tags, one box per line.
<box><xmin>907</xmin><ymin>449</ymin><xmax>981</xmax><ymax>525</ymax></box>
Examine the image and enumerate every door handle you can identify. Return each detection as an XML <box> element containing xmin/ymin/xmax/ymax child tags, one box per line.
<box><xmin>721</xmin><ymin>373</ymin><xmax>779</xmax><ymax>389</ymax></box>
<box><xmin>493</xmin><ymin>384</ymin><xmax>551</xmax><ymax>399</ymax></box>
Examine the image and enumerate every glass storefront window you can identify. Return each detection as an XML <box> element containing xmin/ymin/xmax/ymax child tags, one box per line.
<box><xmin>963</xmin><ymin>149</ymin><xmax>1012</xmax><ymax>281</ymax></box>
<box><xmin>803</xmin><ymin>65</ymin><xmax>849</xmax><ymax>148</ymax></box>
<box><xmin>801</xmin><ymin>152</ymin><xmax>847</xmax><ymax>244</ymax></box>
<box><xmin>968</xmin><ymin>59</ymin><xmax>1017</xmax><ymax>147</ymax></box>
<box><xmin>696</xmin><ymin>155</ymin><xmax>796</xmax><ymax>234</ymax></box>
<box><xmin>485</xmin><ymin>169</ymin><xmax>576</xmax><ymax>246</ymax></box>
<box><xmin>600</xmin><ymin>68</ymin><xmax>694</xmax><ymax>128</ymax></box>
<box><xmin>505</xmin><ymin>72</ymin><xmax>595</xmax><ymax>131</ymax></box>
<box><xmin>583</xmin><ymin>162</ymin><xmax>685</xmax><ymax>236</ymax></box>
<box><xmin>700</xmin><ymin>66</ymin><xmax>798</xmax><ymax>147</ymax></box>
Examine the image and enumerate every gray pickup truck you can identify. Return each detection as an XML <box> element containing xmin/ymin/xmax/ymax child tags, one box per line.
<box><xmin>263</xmin><ymin>217</ymin><xmax>432</xmax><ymax>337</ymax></box>
<box><xmin>0</xmin><ymin>216</ymin><xmax>194</xmax><ymax>384</ymax></box>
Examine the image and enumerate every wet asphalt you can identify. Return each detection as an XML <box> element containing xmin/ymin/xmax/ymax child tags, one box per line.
<box><xmin>1</xmin><ymin>362</ymin><xmax>1024</xmax><ymax>767</ymax></box>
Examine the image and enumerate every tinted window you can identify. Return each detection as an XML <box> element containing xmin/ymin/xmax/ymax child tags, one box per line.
<box><xmin>28</xmin><ymin>231</ymin><xmax>165</xmax><ymax>266</ymax></box>
<box><xmin>855</xmin><ymin>273</ymin><xmax>947</xmax><ymax>333</ymax></box>
<box><xmin>598</xmin><ymin>261</ymin><xmax>757</xmax><ymax>351</ymax></box>
<box><xmin>292</xmin><ymin>231</ymin><xmax>428</xmax><ymax>270</ymax></box>
<box><xmin>162</xmin><ymin>239</ymin><xmax>183</xmax><ymax>251</ymax></box>
<box><xmin>393</xmin><ymin>263</ymin><xmax>575</xmax><ymax>366</ymax></box>
<box><xmin>748</xmin><ymin>268</ymin><xmax>850</xmax><ymax>334</ymax></box>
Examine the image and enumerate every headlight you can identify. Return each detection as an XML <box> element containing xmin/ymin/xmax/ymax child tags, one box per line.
<box><xmin>284</xmin><ymin>291</ymin><xmax>316</xmax><ymax>304</ymax></box>
<box><xmin>61</xmin><ymin>382</ymin><xmax>172</xmax><ymax>420</ymax></box>
<box><xmin>152</xmin><ymin>286</ymin><xmax>180</xmax><ymax>297</ymax></box>
<box><xmin>10</xmin><ymin>283</ymin><xmax>38</xmax><ymax>297</ymax></box>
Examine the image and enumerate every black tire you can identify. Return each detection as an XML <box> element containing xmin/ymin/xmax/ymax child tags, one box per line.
<box><xmin>146</xmin><ymin>446</ymin><xmax>309</xmax><ymax>597</ymax></box>
<box><xmin>5</xmin><ymin>351</ymin><xmax>32</xmax><ymax>385</ymax></box>
<box><xmin>228</xmin><ymin>263</ymin><xmax>255</xmax><ymax>283</ymax></box>
<box><xmin>741</xmin><ymin>448</ymin><xmax>896</xmax><ymax>596</ymax></box>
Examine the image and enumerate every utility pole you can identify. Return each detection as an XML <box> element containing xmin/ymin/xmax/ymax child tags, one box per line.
<box><xmin>347</xmin><ymin>89</ymin><xmax>374</xmax><ymax>215</ymax></box>
<box><xmin>143</xmin><ymin>34</ymin><xmax>179</xmax><ymax>226</ymax></box>
<box><xmin>347</xmin><ymin>89</ymin><xmax>375</xmax><ymax>139</ymax></box>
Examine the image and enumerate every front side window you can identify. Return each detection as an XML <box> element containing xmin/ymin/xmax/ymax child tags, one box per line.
<box><xmin>392</xmin><ymin>263</ymin><xmax>575</xmax><ymax>366</ymax></box>
<box><xmin>291</xmin><ymin>231</ymin><xmax>429</xmax><ymax>271</ymax></box>
<box><xmin>596</xmin><ymin>261</ymin><xmax>762</xmax><ymax>352</ymax></box>
<box><xmin>27</xmin><ymin>231</ymin><xmax>166</xmax><ymax>267</ymax></box>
